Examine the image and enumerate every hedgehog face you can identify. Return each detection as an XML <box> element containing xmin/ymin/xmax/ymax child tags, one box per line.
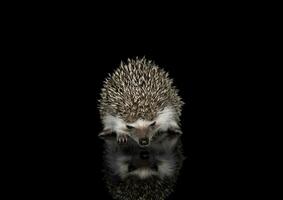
<box><xmin>100</xmin><ymin>106</ymin><xmax>182</xmax><ymax>146</ymax></box>
<box><xmin>125</xmin><ymin>119</ymin><xmax>157</xmax><ymax>146</ymax></box>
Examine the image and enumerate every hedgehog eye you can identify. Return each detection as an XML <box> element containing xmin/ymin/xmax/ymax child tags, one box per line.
<box><xmin>126</xmin><ymin>125</ymin><xmax>134</xmax><ymax>129</ymax></box>
<box><xmin>149</xmin><ymin>121</ymin><xmax>156</xmax><ymax>127</ymax></box>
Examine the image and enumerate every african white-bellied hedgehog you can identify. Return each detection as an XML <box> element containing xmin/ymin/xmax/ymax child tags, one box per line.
<box><xmin>98</xmin><ymin>57</ymin><xmax>184</xmax><ymax>146</ymax></box>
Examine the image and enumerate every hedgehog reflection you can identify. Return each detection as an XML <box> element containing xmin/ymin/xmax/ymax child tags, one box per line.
<box><xmin>101</xmin><ymin>132</ymin><xmax>185</xmax><ymax>200</ymax></box>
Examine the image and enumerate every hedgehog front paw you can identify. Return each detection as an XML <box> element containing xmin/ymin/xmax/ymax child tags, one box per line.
<box><xmin>117</xmin><ymin>134</ymin><xmax>128</xmax><ymax>144</ymax></box>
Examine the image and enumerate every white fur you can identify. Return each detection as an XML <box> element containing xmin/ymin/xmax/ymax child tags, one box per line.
<box><xmin>115</xmin><ymin>156</ymin><xmax>130</xmax><ymax>177</ymax></box>
<box><xmin>155</xmin><ymin>107</ymin><xmax>179</xmax><ymax>131</ymax></box>
<box><xmin>126</xmin><ymin>161</ymin><xmax>175</xmax><ymax>179</ymax></box>
<box><xmin>131</xmin><ymin>168</ymin><xmax>158</xmax><ymax>179</ymax></box>
<box><xmin>157</xmin><ymin>159</ymin><xmax>175</xmax><ymax>178</ymax></box>
<box><xmin>102</xmin><ymin>114</ymin><xmax>127</xmax><ymax>134</ymax></box>
<box><xmin>128</xmin><ymin>119</ymin><xmax>152</xmax><ymax>128</ymax></box>
<box><xmin>102</xmin><ymin>106</ymin><xmax>179</xmax><ymax>133</ymax></box>
<box><xmin>113</xmin><ymin>156</ymin><xmax>175</xmax><ymax>179</ymax></box>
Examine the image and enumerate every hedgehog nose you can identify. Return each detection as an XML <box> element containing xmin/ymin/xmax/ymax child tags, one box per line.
<box><xmin>139</xmin><ymin>138</ymin><xmax>149</xmax><ymax>146</ymax></box>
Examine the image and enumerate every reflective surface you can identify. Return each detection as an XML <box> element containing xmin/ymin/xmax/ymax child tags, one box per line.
<box><xmin>100</xmin><ymin>132</ymin><xmax>185</xmax><ymax>200</ymax></box>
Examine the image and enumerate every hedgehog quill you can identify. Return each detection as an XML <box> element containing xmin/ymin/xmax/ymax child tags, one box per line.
<box><xmin>98</xmin><ymin>57</ymin><xmax>184</xmax><ymax>146</ymax></box>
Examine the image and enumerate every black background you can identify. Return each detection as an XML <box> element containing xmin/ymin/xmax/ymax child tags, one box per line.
<box><xmin>4</xmin><ymin>3</ymin><xmax>273</xmax><ymax>198</ymax></box>
<box><xmin>16</xmin><ymin>14</ymin><xmax>250</xmax><ymax>198</ymax></box>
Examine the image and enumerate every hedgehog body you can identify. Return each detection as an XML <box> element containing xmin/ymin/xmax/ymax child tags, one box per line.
<box><xmin>98</xmin><ymin>57</ymin><xmax>184</xmax><ymax>145</ymax></box>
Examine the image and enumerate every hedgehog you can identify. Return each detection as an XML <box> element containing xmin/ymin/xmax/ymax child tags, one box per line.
<box><xmin>98</xmin><ymin>57</ymin><xmax>184</xmax><ymax>146</ymax></box>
